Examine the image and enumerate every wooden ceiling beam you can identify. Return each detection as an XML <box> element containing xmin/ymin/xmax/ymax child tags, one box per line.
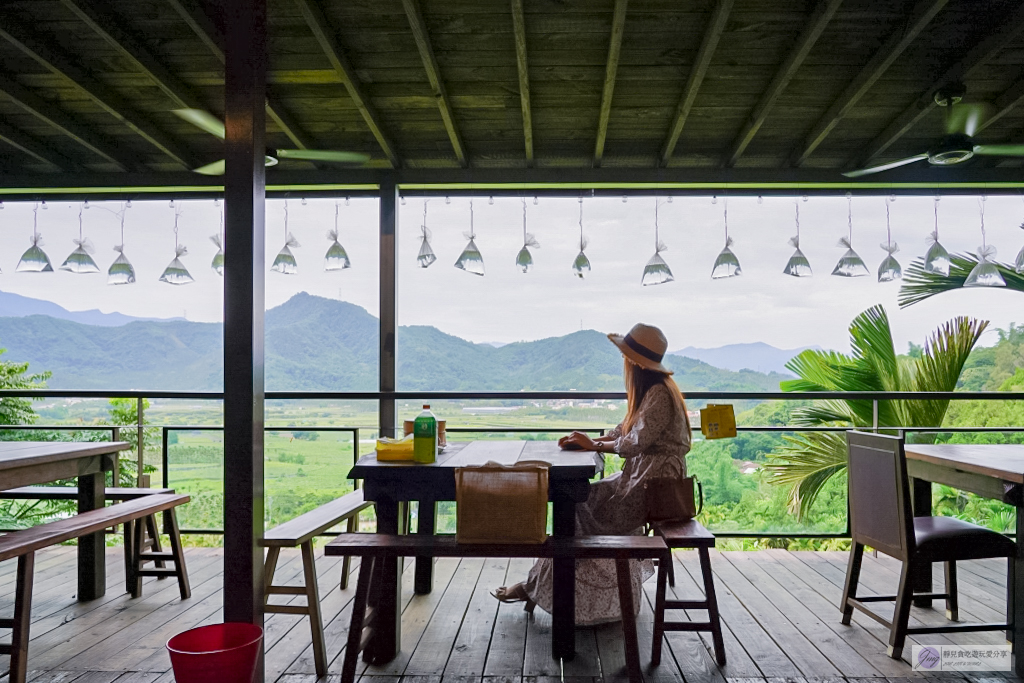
<box><xmin>510</xmin><ymin>0</ymin><xmax>533</xmax><ymax>167</ymax></box>
<box><xmin>726</xmin><ymin>0</ymin><xmax>842</xmax><ymax>167</ymax></box>
<box><xmin>0</xmin><ymin>15</ymin><xmax>195</xmax><ymax>169</ymax></box>
<box><xmin>659</xmin><ymin>0</ymin><xmax>733</xmax><ymax>167</ymax></box>
<box><xmin>402</xmin><ymin>0</ymin><xmax>468</xmax><ymax>167</ymax></box>
<box><xmin>0</xmin><ymin>121</ymin><xmax>80</xmax><ymax>172</ymax></box>
<box><xmin>853</xmin><ymin>3</ymin><xmax>1024</xmax><ymax>168</ymax></box>
<box><xmin>293</xmin><ymin>0</ymin><xmax>401</xmax><ymax>168</ymax></box>
<box><xmin>0</xmin><ymin>73</ymin><xmax>137</xmax><ymax>171</ymax></box>
<box><xmin>975</xmin><ymin>77</ymin><xmax>1024</xmax><ymax>136</ymax></box>
<box><xmin>593</xmin><ymin>0</ymin><xmax>628</xmax><ymax>168</ymax></box>
<box><xmin>791</xmin><ymin>0</ymin><xmax>948</xmax><ymax>167</ymax></box>
<box><xmin>165</xmin><ymin>0</ymin><xmax>317</xmax><ymax>151</ymax></box>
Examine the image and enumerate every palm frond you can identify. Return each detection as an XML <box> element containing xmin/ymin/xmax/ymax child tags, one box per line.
<box><xmin>899</xmin><ymin>254</ymin><xmax>1024</xmax><ymax>308</ymax></box>
<box><xmin>904</xmin><ymin>316</ymin><xmax>989</xmax><ymax>426</ymax></box>
<box><xmin>763</xmin><ymin>432</ymin><xmax>848</xmax><ymax>518</ymax></box>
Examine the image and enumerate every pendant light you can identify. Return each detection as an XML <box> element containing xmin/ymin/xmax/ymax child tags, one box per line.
<box><xmin>325</xmin><ymin>200</ymin><xmax>352</xmax><ymax>271</ymax></box>
<box><xmin>572</xmin><ymin>196</ymin><xmax>590</xmax><ymax>278</ymax></box>
<box><xmin>417</xmin><ymin>200</ymin><xmax>436</xmax><ymax>268</ymax></box>
<box><xmin>783</xmin><ymin>200</ymin><xmax>812</xmax><ymax>277</ymax></box>
<box><xmin>711</xmin><ymin>199</ymin><xmax>741</xmax><ymax>279</ymax></box>
<box><xmin>60</xmin><ymin>204</ymin><xmax>100</xmax><ymax>273</ymax></box>
<box><xmin>16</xmin><ymin>203</ymin><xmax>53</xmax><ymax>272</ymax></box>
<box><xmin>515</xmin><ymin>198</ymin><xmax>539</xmax><ymax>273</ymax></box>
<box><xmin>271</xmin><ymin>199</ymin><xmax>299</xmax><ymax>274</ymax></box>
<box><xmin>210</xmin><ymin>210</ymin><xmax>224</xmax><ymax>276</ymax></box>
<box><xmin>964</xmin><ymin>197</ymin><xmax>1005</xmax><ymax>287</ymax></box>
<box><xmin>454</xmin><ymin>199</ymin><xmax>485</xmax><ymax>275</ymax></box>
<box><xmin>924</xmin><ymin>195</ymin><xmax>950</xmax><ymax>276</ymax></box>
<box><xmin>107</xmin><ymin>203</ymin><xmax>136</xmax><ymax>285</ymax></box>
<box><xmin>641</xmin><ymin>198</ymin><xmax>673</xmax><ymax>286</ymax></box>
<box><xmin>159</xmin><ymin>206</ymin><xmax>194</xmax><ymax>285</ymax></box>
<box><xmin>832</xmin><ymin>193</ymin><xmax>868</xmax><ymax>277</ymax></box>
<box><xmin>877</xmin><ymin>197</ymin><xmax>902</xmax><ymax>282</ymax></box>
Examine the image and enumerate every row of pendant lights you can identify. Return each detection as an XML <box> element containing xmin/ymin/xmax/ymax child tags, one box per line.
<box><xmin>8</xmin><ymin>195</ymin><xmax>1024</xmax><ymax>287</ymax></box>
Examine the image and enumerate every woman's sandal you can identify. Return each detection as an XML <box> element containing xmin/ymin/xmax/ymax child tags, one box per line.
<box><xmin>491</xmin><ymin>582</ymin><xmax>536</xmax><ymax>614</ymax></box>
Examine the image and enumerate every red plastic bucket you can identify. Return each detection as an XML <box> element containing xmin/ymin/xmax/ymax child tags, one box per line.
<box><xmin>167</xmin><ymin>623</ymin><xmax>263</xmax><ymax>683</ymax></box>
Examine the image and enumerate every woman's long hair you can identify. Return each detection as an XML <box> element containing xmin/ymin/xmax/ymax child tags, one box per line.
<box><xmin>621</xmin><ymin>358</ymin><xmax>689</xmax><ymax>434</ymax></box>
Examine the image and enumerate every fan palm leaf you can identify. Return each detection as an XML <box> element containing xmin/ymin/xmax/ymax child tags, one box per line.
<box><xmin>899</xmin><ymin>254</ymin><xmax>1024</xmax><ymax>308</ymax></box>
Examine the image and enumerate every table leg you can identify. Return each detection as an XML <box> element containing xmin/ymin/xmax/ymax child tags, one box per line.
<box><xmin>365</xmin><ymin>498</ymin><xmax>403</xmax><ymax>665</ymax></box>
<box><xmin>910</xmin><ymin>477</ymin><xmax>933</xmax><ymax>607</ymax></box>
<box><xmin>415</xmin><ymin>499</ymin><xmax>435</xmax><ymax>595</ymax></box>
<box><xmin>552</xmin><ymin>495</ymin><xmax>576</xmax><ymax>662</ymax></box>
<box><xmin>78</xmin><ymin>472</ymin><xmax>106</xmax><ymax>601</ymax></box>
<box><xmin>1010</xmin><ymin>506</ymin><xmax>1024</xmax><ymax>671</ymax></box>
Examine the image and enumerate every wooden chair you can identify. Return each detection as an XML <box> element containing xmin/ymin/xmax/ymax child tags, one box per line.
<box><xmin>840</xmin><ymin>430</ymin><xmax>1014</xmax><ymax>659</ymax></box>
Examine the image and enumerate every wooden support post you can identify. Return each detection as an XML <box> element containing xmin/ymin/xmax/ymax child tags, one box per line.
<box><xmin>379</xmin><ymin>176</ymin><xmax>398</xmax><ymax>439</ymax></box>
<box><xmin>222</xmin><ymin>0</ymin><xmax>266</xmax><ymax>658</ymax></box>
<box><xmin>77</xmin><ymin>471</ymin><xmax>105</xmax><ymax>600</ymax></box>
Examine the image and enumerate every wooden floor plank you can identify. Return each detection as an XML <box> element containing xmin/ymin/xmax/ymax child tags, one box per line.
<box><xmin>406</xmin><ymin>558</ymin><xmax>487</xmax><ymax>675</ymax></box>
<box><xmin>443</xmin><ymin>558</ymin><xmax>510</xmax><ymax>676</ymax></box>
<box><xmin>522</xmin><ymin>596</ymin><xmax>601</xmax><ymax>677</ymax></box>
<box><xmin>482</xmin><ymin>558</ymin><xmax>532</xmax><ymax>677</ymax></box>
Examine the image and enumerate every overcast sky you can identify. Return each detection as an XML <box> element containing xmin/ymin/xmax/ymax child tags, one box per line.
<box><xmin>1</xmin><ymin>193</ymin><xmax>1021</xmax><ymax>353</ymax></box>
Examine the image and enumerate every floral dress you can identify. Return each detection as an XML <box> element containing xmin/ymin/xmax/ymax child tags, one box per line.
<box><xmin>524</xmin><ymin>382</ymin><xmax>691</xmax><ymax>625</ymax></box>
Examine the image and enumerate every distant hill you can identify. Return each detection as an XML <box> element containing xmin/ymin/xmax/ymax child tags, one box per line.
<box><xmin>0</xmin><ymin>289</ymin><xmax>180</xmax><ymax>327</ymax></box>
<box><xmin>670</xmin><ymin>342</ymin><xmax>817</xmax><ymax>375</ymax></box>
<box><xmin>0</xmin><ymin>293</ymin><xmax>792</xmax><ymax>393</ymax></box>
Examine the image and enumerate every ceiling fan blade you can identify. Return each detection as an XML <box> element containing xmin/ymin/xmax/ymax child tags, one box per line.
<box><xmin>842</xmin><ymin>154</ymin><xmax>929</xmax><ymax>178</ymax></box>
<box><xmin>946</xmin><ymin>102</ymin><xmax>991</xmax><ymax>137</ymax></box>
<box><xmin>193</xmin><ymin>159</ymin><xmax>226</xmax><ymax>175</ymax></box>
<box><xmin>973</xmin><ymin>143</ymin><xmax>1024</xmax><ymax>156</ymax></box>
<box><xmin>274</xmin><ymin>149</ymin><xmax>371</xmax><ymax>164</ymax></box>
<box><xmin>173</xmin><ymin>109</ymin><xmax>226</xmax><ymax>140</ymax></box>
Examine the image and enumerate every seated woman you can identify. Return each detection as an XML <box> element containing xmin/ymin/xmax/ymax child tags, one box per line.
<box><xmin>493</xmin><ymin>323</ymin><xmax>691</xmax><ymax>624</ymax></box>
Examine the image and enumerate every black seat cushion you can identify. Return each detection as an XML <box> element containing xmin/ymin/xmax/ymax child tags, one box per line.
<box><xmin>914</xmin><ymin>515</ymin><xmax>1015</xmax><ymax>561</ymax></box>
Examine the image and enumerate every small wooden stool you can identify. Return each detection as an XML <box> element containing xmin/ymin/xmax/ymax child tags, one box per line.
<box><xmin>651</xmin><ymin>518</ymin><xmax>725</xmax><ymax>666</ymax></box>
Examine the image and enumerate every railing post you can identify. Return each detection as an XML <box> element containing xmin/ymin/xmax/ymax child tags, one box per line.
<box><xmin>872</xmin><ymin>399</ymin><xmax>878</xmax><ymax>433</ymax></box>
<box><xmin>137</xmin><ymin>398</ymin><xmax>145</xmax><ymax>487</ymax></box>
<box><xmin>111</xmin><ymin>426</ymin><xmax>120</xmax><ymax>488</ymax></box>
<box><xmin>379</xmin><ymin>175</ymin><xmax>398</xmax><ymax>439</ymax></box>
<box><xmin>162</xmin><ymin>428</ymin><xmax>170</xmax><ymax>490</ymax></box>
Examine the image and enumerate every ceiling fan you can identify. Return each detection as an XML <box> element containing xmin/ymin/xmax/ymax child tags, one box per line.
<box><xmin>843</xmin><ymin>84</ymin><xmax>1024</xmax><ymax>177</ymax></box>
<box><xmin>173</xmin><ymin>109</ymin><xmax>371</xmax><ymax>175</ymax></box>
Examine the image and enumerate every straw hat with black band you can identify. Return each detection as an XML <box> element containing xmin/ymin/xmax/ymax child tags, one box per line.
<box><xmin>608</xmin><ymin>323</ymin><xmax>673</xmax><ymax>375</ymax></box>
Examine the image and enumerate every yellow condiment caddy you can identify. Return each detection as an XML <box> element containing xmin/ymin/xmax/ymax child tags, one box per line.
<box><xmin>375</xmin><ymin>434</ymin><xmax>416</xmax><ymax>461</ymax></box>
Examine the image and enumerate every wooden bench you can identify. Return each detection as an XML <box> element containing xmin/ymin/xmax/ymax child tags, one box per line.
<box><xmin>650</xmin><ymin>518</ymin><xmax>725</xmax><ymax>666</ymax></box>
<box><xmin>0</xmin><ymin>493</ymin><xmax>191</xmax><ymax>683</ymax></box>
<box><xmin>262</xmin><ymin>489</ymin><xmax>373</xmax><ymax>677</ymax></box>
<box><xmin>325</xmin><ymin>533</ymin><xmax>670</xmax><ymax>683</ymax></box>
<box><xmin>0</xmin><ymin>487</ymin><xmax>177</xmax><ymax>593</ymax></box>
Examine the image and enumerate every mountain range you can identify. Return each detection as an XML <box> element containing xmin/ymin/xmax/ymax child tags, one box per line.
<box><xmin>0</xmin><ymin>292</ymin><xmax>795</xmax><ymax>392</ymax></box>
<box><xmin>670</xmin><ymin>342</ymin><xmax>814</xmax><ymax>375</ymax></box>
<box><xmin>0</xmin><ymin>290</ymin><xmax>180</xmax><ymax>327</ymax></box>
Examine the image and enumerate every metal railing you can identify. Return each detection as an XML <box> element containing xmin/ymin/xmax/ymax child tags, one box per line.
<box><xmin>2</xmin><ymin>389</ymin><xmax>1023</xmax><ymax>539</ymax></box>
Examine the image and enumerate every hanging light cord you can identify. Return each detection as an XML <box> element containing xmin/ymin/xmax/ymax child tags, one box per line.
<box><xmin>422</xmin><ymin>199</ymin><xmax>429</xmax><ymax>230</ymax></box>
<box><xmin>979</xmin><ymin>197</ymin><xmax>987</xmax><ymax>249</ymax></box>
<box><xmin>723</xmin><ymin>199</ymin><xmax>729</xmax><ymax>243</ymax></box>
<box><xmin>934</xmin><ymin>195</ymin><xmax>940</xmax><ymax>240</ymax></box>
<box><xmin>78</xmin><ymin>204</ymin><xmax>84</xmax><ymax>242</ymax></box>
<box><xmin>578</xmin><ymin>197</ymin><xmax>584</xmax><ymax>250</ymax></box>
<box><xmin>522</xmin><ymin>198</ymin><xmax>528</xmax><ymax>242</ymax></box>
<box><xmin>174</xmin><ymin>207</ymin><xmax>182</xmax><ymax>250</ymax></box>
<box><xmin>654</xmin><ymin>198</ymin><xmax>660</xmax><ymax>249</ymax></box>
<box><xmin>335</xmin><ymin>201</ymin><xmax>340</xmax><ymax>233</ymax></box>
<box><xmin>847</xmin><ymin>195</ymin><xmax>853</xmax><ymax>245</ymax></box>
<box><xmin>33</xmin><ymin>203</ymin><xmax>39</xmax><ymax>240</ymax></box>
<box><xmin>794</xmin><ymin>200</ymin><xmax>800</xmax><ymax>241</ymax></box>
<box><xmin>469</xmin><ymin>199</ymin><xmax>475</xmax><ymax>239</ymax></box>
<box><xmin>284</xmin><ymin>199</ymin><xmax>289</xmax><ymax>239</ymax></box>
<box><xmin>886</xmin><ymin>199</ymin><xmax>892</xmax><ymax>248</ymax></box>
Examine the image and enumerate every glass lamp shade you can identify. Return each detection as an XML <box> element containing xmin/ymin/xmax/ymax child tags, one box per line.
<box><xmin>964</xmin><ymin>246</ymin><xmax>1006</xmax><ymax>287</ymax></box>
<box><xmin>60</xmin><ymin>239</ymin><xmax>100</xmax><ymax>273</ymax></box>
<box><xmin>832</xmin><ymin>238</ymin><xmax>868</xmax><ymax>277</ymax></box>
<box><xmin>159</xmin><ymin>247</ymin><xmax>194</xmax><ymax>285</ymax></box>
<box><xmin>454</xmin><ymin>238</ymin><xmax>485</xmax><ymax>275</ymax></box>
<box><xmin>210</xmin><ymin>235</ymin><xmax>224</xmax><ymax>276</ymax></box>
<box><xmin>1015</xmin><ymin>245</ymin><xmax>1024</xmax><ymax>274</ymax></box>
<box><xmin>417</xmin><ymin>238</ymin><xmax>436</xmax><ymax>268</ymax></box>
<box><xmin>572</xmin><ymin>250</ymin><xmax>591</xmax><ymax>278</ymax></box>
<box><xmin>924</xmin><ymin>232</ymin><xmax>950</xmax><ymax>276</ymax></box>
<box><xmin>324</xmin><ymin>229</ymin><xmax>351</xmax><ymax>271</ymax></box>
<box><xmin>271</xmin><ymin>234</ymin><xmax>300</xmax><ymax>274</ymax></box>
<box><xmin>877</xmin><ymin>255</ymin><xmax>902</xmax><ymax>282</ymax></box>
<box><xmin>783</xmin><ymin>237</ymin><xmax>812</xmax><ymax>277</ymax></box>
<box><xmin>641</xmin><ymin>251</ymin><xmax>674</xmax><ymax>286</ymax></box>
<box><xmin>107</xmin><ymin>246</ymin><xmax>135</xmax><ymax>285</ymax></box>
<box><xmin>16</xmin><ymin>236</ymin><xmax>53</xmax><ymax>273</ymax></box>
<box><xmin>515</xmin><ymin>246</ymin><xmax>534</xmax><ymax>273</ymax></box>
<box><xmin>711</xmin><ymin>238</ymin><xmax>741</xmax><ymax>279</ymax></box>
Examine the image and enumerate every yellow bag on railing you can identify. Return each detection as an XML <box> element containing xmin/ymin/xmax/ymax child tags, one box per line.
<box><xmin>455</xmin><ymin>460</ymin><xmax>549</xmax><ymax>544</ymax></box>
<box><xmin>700</xmin><ymin>404</ymin><xmax>737</xmax><ymax>439</ymax></box>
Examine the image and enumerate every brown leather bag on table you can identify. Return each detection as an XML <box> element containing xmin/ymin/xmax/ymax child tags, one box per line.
<box><xmin>455</xmin><ymin>460</ymin><xmax>550</xmax><ymax>544</ymax></box>
<box><xmin>645</xmin><ymin>476</ymin><xmax>703</xmax><ymax>523</ymax></box>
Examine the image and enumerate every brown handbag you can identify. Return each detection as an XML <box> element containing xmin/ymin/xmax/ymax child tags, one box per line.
<box><xmin>645</xmin><ymin>476</ymin><xmax>703</xmax><ymax>523</ymax></box>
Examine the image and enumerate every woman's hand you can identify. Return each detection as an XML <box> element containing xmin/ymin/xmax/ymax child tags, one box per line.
<box><xmin>559</xmin><ymin>431</ymin><xmax>599</xmax><ymax>451</ymax></box>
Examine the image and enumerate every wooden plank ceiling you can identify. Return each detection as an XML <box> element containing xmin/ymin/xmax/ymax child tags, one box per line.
<box><xmin>0</xmin><ymin>0</ymin><xmax>1023</xmax><ymax>185</ymax></box>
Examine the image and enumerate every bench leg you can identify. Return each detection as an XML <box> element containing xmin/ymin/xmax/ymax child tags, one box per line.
<box><xmin>8</xmin><ymin>553</ymin><xmax>34</xmax><ymax>683</ymax></box>
<box><xmin>652</xmin><ymin>551</ymin><xmax>669</xmax><ymax>666</ymax></box>
<box><xmin>341</xmin><ymin>514</ymin><xmax>357</xmax><ymax>591</ymax></box>
<box><xmin>145</xmin><ymin>514</ymin><xmax>167</xmax><ymax>575</ymax></box>
<box><xmin>264</xmin><ymin>546</ymin><xmax>281</xmax><ymax>596</ymax></box>
<box><xmin>130</xmin><ymin>518</ymin><xmax>145</xmax><ymax>598</ymax></box>
<box><xmin>123</xmin><ymin>520</ymin><xmax>136</xmax><ymax>595</ymax></box>
<box><xmin>615</xmin><ymin>558</ymin><xmax>643</xmax><ymax>683</ymax></box>
<box><xmin>342</xmin><ymin>555</ymin><xmax>375</xmax><ymax>683</ymax></box>
<box><xmin>165</xmin><ymin>509</ymin><xmax>191</xmax><ymax>600</ymax></box>
<box><xmin>300</xmin><ymin>541</ymin><xmax>328</xmax><ymax>678</ymax></box>
<box><xmin>699</xmin><ymin>547</ymin><xmax>726</xmax><ymax>666</ymax></box>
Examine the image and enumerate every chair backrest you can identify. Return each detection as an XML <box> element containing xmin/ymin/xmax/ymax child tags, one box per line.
<box><xmin>846</xmin><ymin>430</ymin><xmax>915</xmax><ymax>560</ymax></box>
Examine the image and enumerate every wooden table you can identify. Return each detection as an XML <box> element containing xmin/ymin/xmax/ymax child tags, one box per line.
<box><xmin>904</xmin><ymin>443</ymin><xmax>1024</xmax><ymax>668</ymax></box>
<box><xmin>0</xmin><ymin>441</ymin><xmax>128</xmax><ymax>600</ymax></box>
<box><xmin>348</xmin><ymin>440</ymin><xmax>600</xmax><ymax>663</ymax></box>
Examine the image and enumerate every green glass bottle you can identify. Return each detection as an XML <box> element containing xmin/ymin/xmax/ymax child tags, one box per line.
<box><xmin>413</xmin><ymin>404</ymin><xmax>438</xmax><ymax>464</ymax></box>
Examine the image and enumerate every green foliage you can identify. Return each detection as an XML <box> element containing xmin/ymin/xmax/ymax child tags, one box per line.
<box><xmin>764</xmin><ymin>305</ymin><xmax>986</xmax><ymax>517</ymax></box>
<box><xmin>899</xmin><ymin>254</ymin><xmax>1024</xmax><ymax>308</ymax></box>
<box><xmin>291</xmin><ymin>431</ymin><xmax>319</xmax><ymax>441</ymax></box>
<box><xmin>0</xmin><ymin>347</ymin><xmax>50</xmax><ymax>433</ymax></box>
